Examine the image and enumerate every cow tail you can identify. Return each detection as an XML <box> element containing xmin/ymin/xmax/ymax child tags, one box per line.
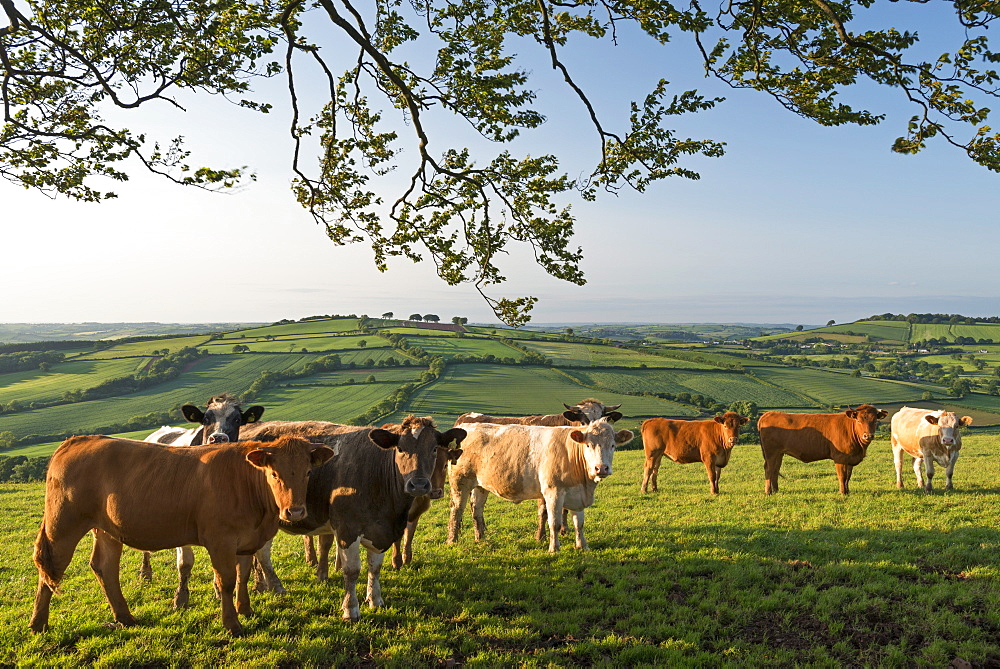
<box><xmin>33</xmin><ymin>521</ymin><xmax>61</xmax><ymax>592</ymax></box>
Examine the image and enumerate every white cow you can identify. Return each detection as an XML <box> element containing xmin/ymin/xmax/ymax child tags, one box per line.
<box><xmin>891</xmin><ymin>407</ymin><xmax>972</xmax><ymax>491</ymax></box>
<box><xmin>447</xmin><ymin>418</ymin><xmax>633</xmax><ymax>552</ymax></box>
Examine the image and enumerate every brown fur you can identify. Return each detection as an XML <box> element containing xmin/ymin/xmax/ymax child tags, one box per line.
<box><xmin>640</xmin><ymin>412</ymin><xmax>750</xmax><ymax>495</ymax></box>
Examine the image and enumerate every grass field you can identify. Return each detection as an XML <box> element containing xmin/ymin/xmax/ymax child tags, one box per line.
<box><xmin>3</xmin><ymin>436</ymin><xmax>1000</xmax><ymax>665</ymax></box>
<box><xmin>0</xmin><ymin>358</ymin><xmax>151</xmax><ymax>405</ymax></box>
<box><xmin>250</xmin><ymin>383</ymin><xmax>404</xmax><ymax>423</ymax></box>
<box><xmin>214</xmin><ymin>318</ymin><xmax>362</xmax><ymax>339</ymax></box>
<box><xmin>202</xmin><ymin>334</ymin><xmax>377</xmax><ymax>354</ymax></box>
<box><xmin>401</xmin><ymin>335</ymin><xmax>523</xmax><ymax>360</ymax></box>
<box><xmin>750</xmin><ymin>367</ymin><xmax>942</xmax><ymax>407</ymax></box>
<box><xmin>72</xmin><ymin>335</ymin><xmax>214</xmax><ymax>360</ymax></box>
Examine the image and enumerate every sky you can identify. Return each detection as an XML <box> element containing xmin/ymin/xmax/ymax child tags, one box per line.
<box><xmin>3</xmin><ymin>3</ymin><xmax>999</xmax><ymax>327</ymax></box>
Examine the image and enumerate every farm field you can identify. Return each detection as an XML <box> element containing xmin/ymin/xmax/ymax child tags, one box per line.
<box><xmin>3</xmin><ymin>437</ymin><xmax>1000</xmax><ymax>665</ymax></box>
<box><xmin>401</xmin><ymin>335</ymin><xmax>523</xmax><ymax>360</ymax></box>
<box><xmin>202</xmin><ymin>334</ymin><xmax>378</xmax><ymax>354</ymax></box>
<box><xmin>250</xmin><ymin>383</ymin><xmax>403</xmax><ymax>423</ymax></box>
<box><xmin>72</xmin><ymin>335</ymin><xmax>214</xmax><ymax>360</ymax></box>
<box><xmin>563</xmin><ymin>369</ymin><xmax>810</xmax><ymax>408</ymax></box>
<box><xmin>214</xmin><ymin>318</ymin><xmax>363</xmax><ymax>339</ymax></box>
<box><xmin>749</xmin><ymin>366</ymin><xmax>942</xmax><ymax>407</ymax></box>
<box><xmin>0</xmin><ymin>358</ymin><xmax>150</xmax><ymax>405</ymax></box>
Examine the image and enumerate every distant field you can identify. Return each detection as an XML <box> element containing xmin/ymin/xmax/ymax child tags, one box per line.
<box><xmin>910</xmin><ymin>323</ymin><xmax>1000</xmax><ymax>343</ymax></box>
<box><xmin>0</xmin><ymin>354</ymin><xmax>316</xmax><ymax>442</ymax></box>
<box><xmin>749</xmin><ymin>367</ymin><xmax>941</xmax><ymax>407</ymax></box>
<box><xmin>203</xmin><ymin>334</ymin><xmax>380</xmax><ymax>354</ymax></box>
<box><xmin>518</xmin><ymin>341</ymin><xmax>698</xmax><ymax>368</ymax></box>
<box><xmin>401</xmin><ymin>335</ymin><xmax>523</xmax><ymax>360</ymax></box>
<box><xmin>250</xmin><ymin>383</ymin><xmax>402</xmax><ymax>423</ymax></box>
<box><xmin>0</xmin><ymin>358</ymin><xmax>150</xmax><ymax>405</ymax></box>
<box><xmin>286</xmin><ymin>368</ymin><xmax>424</xmax><ymax>385</ymax></box>
<box><xmin>519</xmin><ymin>341</ymin><xmax>593</xmax><ymax>365</ymax></box>
<box><xmin>73</xmin><ymin>335</ymin><xmax>213</xmax><ymax>360</ymax></box>
<box><xmin>563</xmin><ymin>369</ymin><xmax>810</xmax><ymax>408</ymax></box>
<box><xmin>394</xmin><ymin>364</ymin><xmax>693</xmax><ymax>429</ymax></box>
<box><xmin>215</xmin><ymin>318</ymin><xmax>361</xmax><ymax>339</ymax></box>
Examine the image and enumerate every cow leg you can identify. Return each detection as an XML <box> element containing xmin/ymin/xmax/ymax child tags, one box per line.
<box><xmin>30</xmin><ymin>520</ymin><xmax>90</xmax><ymax>633</ymax></box>
<box><xmin>572</xmin><ymin>510</ymin><xmax>587</xmax><ymax>550</ymax></box>
<box><xmin>640</xmin><ymin>456</ymin><xmax>654</xmax><ymax>493</ymax></box>
<box><xmin>763</xmin><ymin>452</ymin><xmax>783</xmax><ymax>495</ymax></box>
<box><xmin>235</xmin><ymin>554</ymin><xmax>254</xmax><ymax>618</ymax></box>
<box><xmin>90</xmin><ymin>529</ymin><xmax>137</xmax><ymax>627</ymax></box>
<box><xmin>252</xmin><ymin>539</ymin><xmax>286</xmax><ymax>594</ymax></box>
<box><xmin>542</xmin><ymin>488</ymin><xmax>566</xmax><ymax>553</ymax></box>
<box><xmin>535</xmin><ymin>500</ymin><xmax>547</xmax><ymax>542</ymax></box>
<box><xmin>206</xmin><ymin>547</ymin><xmax>242</xmax><ymax>635</ymax></box>
<box><xmin>303</xmin><ymin>536</ymin><xmax>317</xmax><ymax>567</ymax></box>
<box><xmin>835</xmin><ymin>463</ymin><xmax>853</xmax><ymax>495</ymax></box>
<box><xmin>912</xmin><ymin>456</ymin><xmax>925</xmax><ymax>490</ymax></box>
<box><xmin>139</xmin><ymin>551</ymin><xmax>153</xmax><ymax>582</ymax></box>
<box><xmin>704</xmin><ymin>459</ymin><xmax>720</xmax><ymax>495</ymax></box>
<box><xmin>338</xmin><ymin>538</ymin><xmax>362</xmax><ymax>622</ymax></box>
<box><xmin>447</xmin><ymin>486</ymin><xmax>471</xmax><ymax>544</ymax></box>
<box><xmin>316</xmin><ymin>533</ymin><xmax>335</xmax><ymax>582</ymax></box>
<box><xmin>471</xmin><ymin>487</ymin><xmax>489</xmax><ymax>542</ymax></box>
<box><xmin>892</xmin><ymin>445</ymin><xmax>905</xmax><ymax>488</ymax></box>
<box><xmin>393</xmin><ymin>519</ymin><xmax>416</xmax><ymax>569</ymax></box>
<box><xmin>924</xmin><ymin>456</ymin><xmax>936</xmax><ymax>492</ymax></box>
<box><xmin>364</xmin><ymin>546</ymin><xmax>386</xmax><ymax>609</ymax></box>
<box><xmin>173</xmin><ymin>545</ymin><xmax>195</xmax><ymax>610</ymax></box>
<box><xmin>945</xmin><ymin>450</ymin><xmax>959</xmax><ymax>491</ymax></box>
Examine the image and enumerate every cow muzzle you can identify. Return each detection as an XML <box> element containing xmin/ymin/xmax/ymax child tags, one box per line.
<box><xmin>404</xmin><ymin>478</ymin><xmax>432</xmax><ymax>496</ymax></box>
<box><xmin>207</xmin><ymin>432</ymin><xmax>230</xmax><ymax>444</ymax></box>
<box><xmin>941</xmin><ymin>437</ymin><xmax>955</xmax><ymax>445</ymax></box>
<box><xmin>592</xmin><ymin>464</ymin><xmax>611</xmax><ymax>482</ymax></box>
<box><xmin>428</xmin><ymin>488</ymin><xmax>445</xmax><ymax>500</ymax></box>
<box><xmin>282</xmin><ymin>505</ymin><xmax>307</xmax><ymax>522</ymax></box>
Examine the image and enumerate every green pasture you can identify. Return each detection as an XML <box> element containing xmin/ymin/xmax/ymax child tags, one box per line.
<box><xmin>0</xmin><ymin>358</ymin><xmax>150</xmax><ymax>405</ymax></box>
<box><xmin>383</xmin><ymin>327</ymin><xmax>462</xmax><ymax>338</ymax></box>
<box><xmin>214</xmin><ymin>318</ymin><xmax>362</xmax><ymax>340</ymax></box>
<box><xmin>249</xmin><ymin>383</ymin><xmax>403</xmax><ymax>423</ymax></box>
<box><xmin>73</xmin><ymin>335</ymin><xmax>213</xmax><ymax>360</ymax></box>
<box><xmin>400</xmin><ymin>335</ymin><xmax>523</xmax><ymax>360</ymax></box>
<box><xmin>563</xmin><ymin>369</ymin><xmax>809</xmax><ymax>408</ymax></box>
<box><xmin>333</xmin><ymin>348</ymin><xmax>410</xmax><ymax>366</ymax></box>
<box><xmin>395</xmin><ymin>364</ymin><xmax>691</xmax><ymax>429</ymax></box>
<box><xmin>0</xmin><ymin>354</ymin><xmax>316</xmax><ymax>445</ymax></box>
<box><xmin>517</xmin><ymin>341</ymin><xmax>689</xmax><ymax>368</ymax></box>
<box><xmin>285</xmin><ymin>368</ymin><xmax>424</xmax><ymax>386</ymax></box>
<box><xmin>519</xmin><ymin>341</ymin><xmax>594</xmax><ymax>365</ymax></box>
<box><xmin>202</xmin><ymin>334</ymin><xmax>377</xmax><ymax>354</ymax></box>
<box><xmin>749</xmin><ymin>367</ymin><xmax>942</xmax><ymax>407</ymax></box>
<box><xmin>910</xmin><ymin>323</ymin><xmax>1000</xmax><ymax>344</ymax></box>
<box><xmin>4</xmin><ymin>435</ymin><xmax>1000</xmax><ymax>665</ymax></box>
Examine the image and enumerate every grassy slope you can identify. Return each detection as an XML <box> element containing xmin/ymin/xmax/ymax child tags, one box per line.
<box><xmin>3</xmin><ymin>436</ymin><xmax>999</xmax><ymax>665</ymax></box>
<box><xmin>0</xmin><ymin>358</ymin><xmax>151</xmax><ymax>405</ymax></box>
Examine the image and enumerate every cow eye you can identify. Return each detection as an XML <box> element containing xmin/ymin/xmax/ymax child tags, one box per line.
<box><xmin>271</xmin><ymin>472</ymin><xmax>278</xmax><ymax>479</ymax></box>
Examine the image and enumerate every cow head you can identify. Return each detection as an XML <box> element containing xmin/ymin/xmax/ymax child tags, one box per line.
<box><xmin>428</xmin><ymin>446</ymin><xmax>464</xmax><ymax>499</ymax></box>
<box><xmin>182</xmin><ymin>393</ymin><xmax>265</xmax><ymax>444</ymax></box>
<box><xmin>569</xmin><ymin>419</ymin><xmax>634</xmax><ymax>482</ymax></box>
<box><xmin>563</xmin><ymin>399</ymin><xmax>623</xmax><ymax>424</ymax></box>
<box><xmin>844</xmin><ymin>404</ymin><xmax>888</xmax><ymax>445</ymax></box>
<box><xmin>714</xmin><ymin>411</ymin><xmax>751</xmax><ymax>446</ymax></box>
<box><xmin>369</xmin><ymin>416</ymin><xmax>467</xmax><ymax>497</ymax></box>
<box><xmin>924</xmin><ymin>411</ymin><xmax>973</xmax><ymax>445</ymax></box>
<box><xmin>245</xmin><ymin>436</ymin><xmax>335</xmax><ymax>523</ymax></box>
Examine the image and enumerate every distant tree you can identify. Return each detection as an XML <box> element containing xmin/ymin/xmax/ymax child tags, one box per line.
<box><xmin>728</xmin><ymin>400</ymin><xmax>758</xmax><ymax>418</ymax></box>
<box><xmin>566</xmin><ymin>328</ymin><xmax>574</xmax><ymax>336</ymax></box>
<box><xmin>409</xmin><ymin>314</ymin><xmax>423</xmax><ymax>322</ymax></box>
<box><xmin>921</xmin><ymin>391</ymin><xmax>933</xmax><ymax>401</ymax></box>
<box><xmin>232</xmin><ymin>344</ymin><xmax>250</xmax><ymax>353</ymax></box>
<box><xmin>424</xmin><ymin>314</ymin><xmax>440</xmax><ymax>323</ymax></box>
<box><xmin>795</xmin><ymin>325</ymin><xmax>804</xmax><ymax>332</ymax></box>
<box><xmin>452</xmin><ymin>316</ymin><xmax>464</xmax><ymax>325</ymax></box>
<box><xmin>358</xmin><ymin>340</ymin><xmax>367</xmax><ymax>349</ymax></box>
<box><xmin>948</xmin><ymin>378</ymin><xmax>971</xmax><ymax>398</ymax></box>
<box><xmin>0</xmin><ymin>431</ymin><xmax>14</xmax><ymax>450</ymax></box>
<box><xmin>38</xmin><ymin>362</ymin><xmax>50</xmax><ymax>372</ymax></box>
<box><xmin>382</xmin><ymin>312</ymin><xmax>393</xmax><ymax>319</ymax></box>
<box><xmin>851</xmin><ymin>369</ymin><xmax>862</xmax><ymax>378</ymax></box>
<box><xmin>366</xmin><ymin>374</ymin><xmax>377</xmax><ymax>383</ymax></box>
<box><xmin>827</xmin><ymin>320</ymin><xmax>836</xmax><ymax>327</ymax></box>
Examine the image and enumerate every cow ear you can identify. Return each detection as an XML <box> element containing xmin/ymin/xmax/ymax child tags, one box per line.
<box><xmin>877</xmin><ymin>410</ymin><xmax>888</xmax><ymax>419</ymax></box>
<box><xmin>844</xmin><ymin>410</ymin><xmax>857</xmax><ymax>419</ymax></box>
<box><xmin>439</xmin><ymin>428</ymin><xmax>467</xmax><ymax>447</ymax></box>
<box><xmin>739</xmin><ymin>416</ymin><xmax>750</xmax><ymax>425</ymax></box>
<box><xmin>246</xmin><ymin>448</ymin><xmax>272</xmax><ymax>468</ymax></box>
<box><xmin>605</xmin><ymin>411</ymin><xmax>623</xmax><ymax>423</ymax></box>
<box><xmin>310</xmin><ymin>445</ymin><xmax>335</xmax><ymax>467</ymax></box>
<box><xmin>615</xmin><ymin>429</ymin><xmax>635</xmax><ymax>446</ymax></box>
<box><xmin>369</xmin><ymin>429</ymin><xmax>400</xmax><ymax>449</ymax></box>
<box><xmin>447</xmin><ymin>448</ymin><xmax>463</xmax><ymax>464</ymax></box>
<box><xmin>713</xmin><ymin>415</ymin><xmax>725</xmax><ymax>424</ymax></box>
<box><xmin>569</xmin><ymin>430</ymin><xmax>586</xmax><ymax>443</ymax></box>
<box><xmin>924</xmin><ymin>415</ymin><xmax>939</xmax><ymax>425</ymax></box>
<box><xmin>181</xmin><ymin>405</ymin><xmax>204</xmax><ymax>423</ymax></box>
<box><xmin>242</xmin><ymin>406</ymin><xmax>265</xmax><ymax>424</ymax></box>
<box><xmin>563</xmin><ymin>411</ymin><xmax>585</xmax><ymax>423</ymax></box>
<box><xmin>961</xmin><ymin>416</ymin><xmax>973</xmax><ymax>426</ymax></box>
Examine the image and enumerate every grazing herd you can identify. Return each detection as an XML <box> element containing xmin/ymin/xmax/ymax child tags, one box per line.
<box><xmin>29</xmin><ymin>395</ymin><xmax>974</xmax><ymax>635</ymax></box>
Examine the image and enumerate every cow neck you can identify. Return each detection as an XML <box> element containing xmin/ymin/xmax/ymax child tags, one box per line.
<box><xmin>372</xmin><ymin>446</ymin><xmax>412</xmax><ymax>509</ymax></box>
<box><xmin>225</xmin><ymin>445</ymin><xmax>277</xmax><ymax>519</ymax></box>
<box><xmin>565</xmin><ymin>438</ymin><xmax>592</xmax><ymax>487</ymax></box>
<box><xmin>190</xmin><ymin>426</ymin><xmax>206</xmax><ymax>446</ymax></box>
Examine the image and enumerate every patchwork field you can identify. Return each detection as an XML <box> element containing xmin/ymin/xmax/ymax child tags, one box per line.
<box><xmin>72</xmin><ymin>335</ymin><xmax>214</xmax><ymax>360</ymax></box>
<box><xmin>0</xmin><ymin>358</ymin><xmax>150</xmax><ymax>405</ymax></box>
<box><xmin>749</xmin><ymin>367</ymin><xmax>942</xmax><ymax>407</ymax></box>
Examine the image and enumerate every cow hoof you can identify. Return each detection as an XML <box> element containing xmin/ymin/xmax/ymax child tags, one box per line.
<box><xmin>114</xmin><ymin>614</ymin><xmax>138</xmax><ymax>627</ymax></box>
<box><xmin>225</xmin><ymin>623</ymin><xmax>243</xmax><ymax>637</ymax></box>
<box><xmin>343</xmin><ymin>611</ymin><xmax>360</xmax><ymax>623</ymax></box>
<box><xmin>172</xmin><ymin>595</ymin><xmax>190</xmax><ymax>610</ymax></box>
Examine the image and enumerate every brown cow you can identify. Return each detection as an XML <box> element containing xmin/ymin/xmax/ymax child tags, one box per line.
<box><xmin>392</xmin><ymin>444</ymin><xmax>463</xmax><ymax>568</ymax></box>
<box><xmin>758</xmin><ymin>405</ymin><xmax>888</xmax><ymax>495</ymax></box>
<box><xmin>640</xmin><ymin>412</ymin><xmax>750</xmax><ymax>495</ymax></box>
<box><xmin>455</xmin><ymin>398</ymin><xmax>623</xmax><ymax>427</ymax></box>
<box><xmin>240</xmin><ymin>417</ymin><xmax>466</xmax><ymax>621</ymax></box>
<box><xmin>29</xmin><ymin>435</ymin><xmax>333</xmax><ymax>635</ymax></box>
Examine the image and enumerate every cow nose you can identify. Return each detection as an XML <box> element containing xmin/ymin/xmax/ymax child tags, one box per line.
<box><xmin>208</xmin><ymin>432</ymin><xmax>230</xmax><ymax>444</ymax></box>
<box><xmin>405</xmin><ymin>478</ymin><xmax>431</xmax><ymax>496</ymax></box>
<box><xmin>594</xmin><ymin>465</ymin><xmax>610</xmax><ymax>479</ymax></box>
<box><xmin>283</xmin><ymin>506</ymin><xmax>306</xmax><ymax>522</ymax></box>
<box><xmin>428</xmin><ymin>488</ymin><xmax>444</xmax><ymax>500</ymax></box>
<box><xmin>942</xmin><ymin>437</ymin><xmax>955</xmax><ymax>445</ymax></box>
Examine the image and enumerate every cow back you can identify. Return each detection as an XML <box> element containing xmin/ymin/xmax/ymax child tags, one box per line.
<box><xmin>759</xmin><ymin>411</ymin><xmax>868</xmax><ymax>463</ymax></box>
<box><xmin>641</xmin><ymin>418</ymin><xmax>724</xmax><ymax>464</ymax></box>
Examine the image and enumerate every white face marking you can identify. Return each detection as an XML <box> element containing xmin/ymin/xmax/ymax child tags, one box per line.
<box><xmin>412</xmin><ymin>425</ymin><xmax>425</xmax><ymax>440</ymax></box>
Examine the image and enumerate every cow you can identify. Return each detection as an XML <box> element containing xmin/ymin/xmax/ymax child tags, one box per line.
<box><xmin>140</xmin><ymin>394</ymin><xmax>268</xmax><ymax>591</ymax></box>
<box><xmin>455</xmin><ymin>399</ymin><xmax>623</xmax><ymax>540</ymax></box>
<box><xmin>447</xmin><ymin>419</ymin><xmax>634</xmax><ymax>553</ymax></box>
<box><xmin>144</xmin><ymin>393</ymin><xmax>265</xmax><ymax>446</ymax></box>
<box><xmin>455</xmin><ymin>398</ymin><xmax>622</xmax><ymax>427</ymax></box>
<box><xmin>640</xmin><ymin>412</ymin><xmax>750</xmax><ymax>495</ymax></box>
<box><xmin>758</xmin><ymin>405</ymin><xmax>888</xmax><ymax>495</ymax></box>
<box><xmin>891</xmin><ymin>407</ymin><xmax>972</xmax><ymax>491</ymax></box>
<box><xmin>29</xmin><ymin>435</ymin><xmax>333</xmax><ymax>636</ymax></box>
<box><xmin>238</xmin><ymin>417</ymin><xmax>467</xmax><ymax>622</ymax></box>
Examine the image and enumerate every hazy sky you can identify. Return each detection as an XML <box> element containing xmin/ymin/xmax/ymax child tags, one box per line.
<box><xmin>4</xmin><ymin>5</ymin><xmax>999</xmax><ymax>327</ymax></box>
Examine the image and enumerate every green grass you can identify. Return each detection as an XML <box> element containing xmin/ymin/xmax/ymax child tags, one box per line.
<box><xmin>214</xmin><ymin>318</ymin><xmax>362</xmax><ymax>339</ymax></box>
<box><xmin>73</xmin><ymin>335</ymin><xmax>214</xmax><ymax>360</ymax></box>
<box><xmin>250</xmin><ymin>383</ymin><xmax>404</xmax><ymax>422</ymax></box>
<box><xmin>0</xmin><ymin>358</ymin><xmax>151</xmax><ymax>405</ymax></box>
<box><xmin>203</xmin><ymin>334</ymin><xmax>377</xmax><ymax>354</ymax></box>
<box><xmin>563</xmin><ymin>369</ymin><xmax>809</xmax><ymax>408</ymax></box>
<box><xmin>401</xmin><ymin>335</ymin><xmax>523</xmax><ymax>360</ymax></box>
<box><xmin>4</xmin><ymin>436</ymin><xmax>1000</xmax><ymax>665</ymax></box>
<box><xmin>750</xmin><ymin>367</ymin><xmax>942</xmax><ymax>407</ymax></box>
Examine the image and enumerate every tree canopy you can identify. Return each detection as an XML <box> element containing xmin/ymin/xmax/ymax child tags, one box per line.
<box><xmin>2</xmin><ymin>0</ymin><xmax>999</xmax><ymax>324</ymax></box>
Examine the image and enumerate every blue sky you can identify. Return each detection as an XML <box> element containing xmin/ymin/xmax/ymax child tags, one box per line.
<box><xmin>3</xmin><ymin>4</ymin><xmax>998</xmax><ymax>326</ymax></box>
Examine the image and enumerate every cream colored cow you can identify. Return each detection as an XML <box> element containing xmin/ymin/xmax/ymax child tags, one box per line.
<box><xmin>891</xmin><ymin>407</ymin><xmax>972</xmax><ymax>491</ymax></box>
